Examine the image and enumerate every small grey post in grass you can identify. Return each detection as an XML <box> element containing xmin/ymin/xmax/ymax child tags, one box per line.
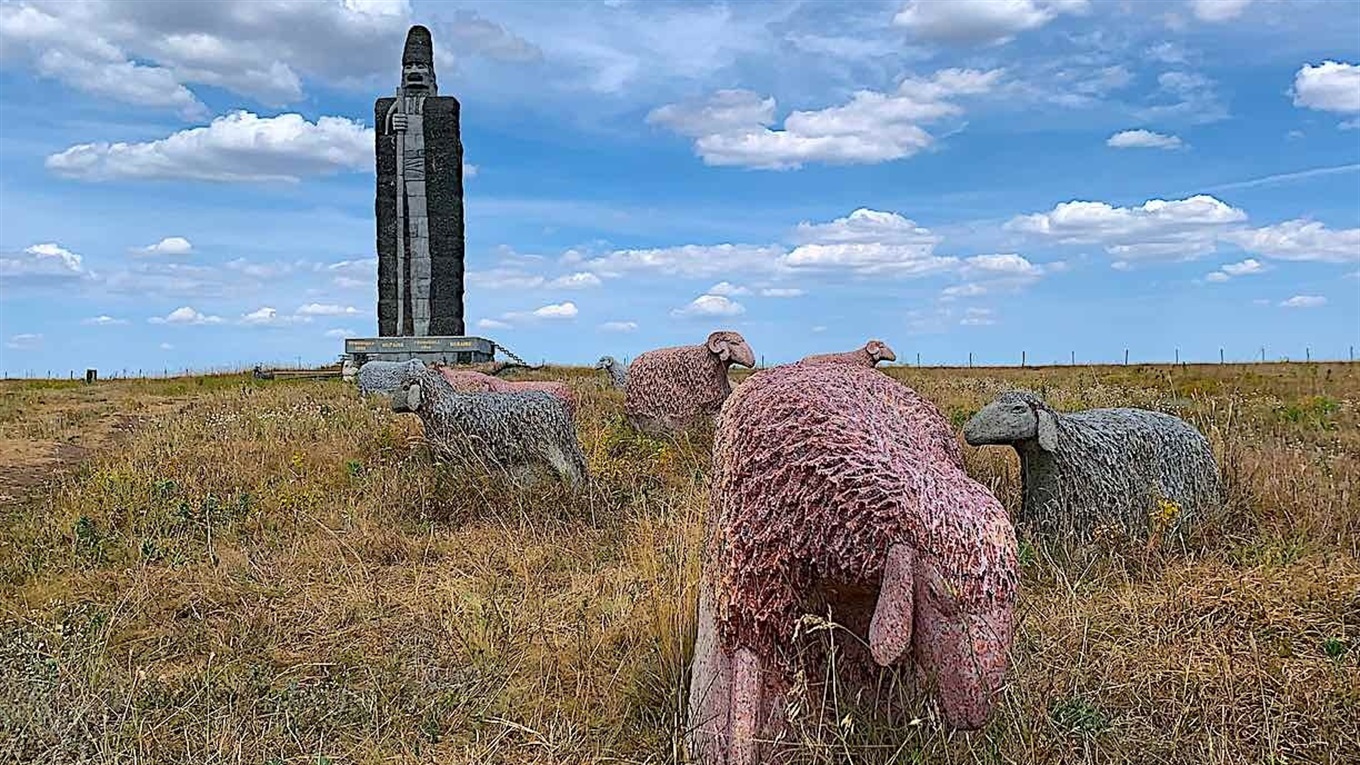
<box><xmin>963</xmin><ymin>389</ymin><xmax>1222</xmax><ymax>542</ymax></box>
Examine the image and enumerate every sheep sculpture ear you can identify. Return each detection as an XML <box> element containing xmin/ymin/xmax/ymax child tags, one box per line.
<box><xmin>407</xmin><ymin>383</ymin><xmax>422</xmax><ymax>410</ymax></box>
<box><xmin>707</xmin><ymin>334</ymin><xmax>731</xmax><ymax>363</ymax></box>
<box><xmin>1036</xmin><ymin>408</ymin><xmax>1058</xmax><ymax>452</ymax></box>
<box><xmin>869</xmin><ymin>543</ymin><xmax>915</xmax><ymax>667</ymax></box>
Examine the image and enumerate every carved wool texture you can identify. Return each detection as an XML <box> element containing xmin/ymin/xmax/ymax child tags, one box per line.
<box><xmin>708</xmin><ymin>363</ymin><xmax>1018</xmax><ymax>659</ymax></box>
<box><xmin>1008</xmin><ymin>390</ymin><xmax>1221</xmax><ymax>539</ymax></box>
<box><xmin>403</xmin><ymin>367</ymin><xmax>586</xmax><ymax>481</ymax></box>
<box><xmin>358</xmin><ymin>359</ymin><xmax>424</xmax><ymax>395</ymax></box>
<box><xmin>624</xmin><ymin>345</ymin><xmax>731</xmax><ymax>429</ymax></box>
<box><xmin>435</xmin><ymin>368</ymin><xmax>577</xmax><ymax>418</ymax></box>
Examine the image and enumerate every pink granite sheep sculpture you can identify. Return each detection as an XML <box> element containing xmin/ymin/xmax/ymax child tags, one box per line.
<box><xmin>434</xmin><ymin>367</ymin><xmax>577</xmax><ymax>419</ymax></box>
<box><xmin>798</xmin><ymin>338</ymin><xmax>896</xmax><ymax>368</ymax></box>
<box><xmin>624</xmin><ymin>330</ymin><xmax>755</xmax><ymax>436</ymax></box>
<box><xmin>688</xmin><ymin>362</ymin><xmax>1019</xmax><ymax>764</ymax></box>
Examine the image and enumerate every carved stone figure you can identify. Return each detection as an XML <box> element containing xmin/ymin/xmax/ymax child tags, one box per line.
<box><xmin>434</xmin><ymin>367</ymin><xmax>578</xmax><ymax>419</ymax></box>
<box><xmin>376</xmin><ymin>25</ymin><xmax>466</xmax><ymax>337</ymax></box>
<box><xmin>798</xmin><ymin>339</ymin><xmax>896</xmax><ymax>368</ymax></box>
<box><xmin>391</xmin><ymin>365</ymin><xmax>587</xmax><ymax>486</ymax></box>
<box><xmin>594</xmin><ymin>355</ymin><xmax>627</xmax><ymax>389</ymax></box>
<box><xmin>963</xmin><ymin>389</ymin><xmax>1222</xmax><ymax>541</ymax></box>
<box><xmin>689</xmin><ymin>363</ymin><xmax>1019</xmax><ymax>763</ymax></box>
<box><xmin>623</xmin><ymin>331</ymin><xmax>755</xmax><ymax>437</ymax></box>
<box><xmin>357</xmin><ymin>358</ymin><xmax>424</xmax><ymax>397</ymax></box>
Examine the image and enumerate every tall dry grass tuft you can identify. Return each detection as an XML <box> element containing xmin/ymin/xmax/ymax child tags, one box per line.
<box><xmin>1</xmin><ymin>362</ymin><xmax>1357</xmax><ymax>764</ymax></box>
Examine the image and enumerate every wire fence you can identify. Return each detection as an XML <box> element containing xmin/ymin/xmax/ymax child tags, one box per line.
<box><xmin>3</xmin><ymin>345</ymin><xmax>1356</xmax><ymax>381</ymax></box>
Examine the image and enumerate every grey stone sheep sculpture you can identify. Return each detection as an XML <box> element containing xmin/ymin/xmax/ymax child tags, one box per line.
<box><xmin>390</xmin><ymin>365</ymin><xmax>587</xmax><ymax>486</ymax></box>
<box><xmin>357</xmin><ymin>358</ymin><xmax>425</xmax><ymax>397</ymax></box>
<box><xmin>688</xmin><ymin>363</ymin><xmax>1019</xmax><ymax>764</ymax></box>
<box><xmin>963</xmin><ymin>389</ymin><xmax>1221</xmax><ymax>541</ymax></box>
<box><xmin>434</xmin><ymin>367</ymin><xmax>578</xmax><ymax>420</ymax></box>
<box><xmin>624</xmin><ymin>330</ymin><xmax>756</xmax><ymax>437</ymax></box>
<box><xmin>798</xmin><ymin>339</ymin><xmax>896</xmax><ymax>368</ymax></box>
<box><xmin>595</xmin><ymin>355</ymin><xmax>627</xmax><ymax>389</ymax></box>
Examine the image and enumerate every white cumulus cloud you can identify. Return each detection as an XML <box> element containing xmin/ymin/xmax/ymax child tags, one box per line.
<box><xmin>892</xmin><ymin>0</ymin><xmax>1089</xmax><ymax>46</ymax></box>
<box><xmin>5</xmin><ymin>333</ymin><xmax>43</xmax><ymax>350</ymax></box>
<box><xmin>0</xmin><ymin>242</ymin><xmax>93</xmax><ymax>284</ymax></box>
<box><xmin>708</xmin><ymin>281</ymin><xmax>750</xmax><ymax>296</ymax></box>
<box><xmin>1221</xmin><ymin>258</ymin><xmax>1266</xmax><ymax>276</ymax></box>
<box><xmin>1279</xmin><ymin>295</ymin><xmax>1326</xmax><ymax>308</ymax></box>
<box><xmin>647</xmin><ymin>68</ymin><xmax>1002</xmax><ymax>169</ymax></box>
<box><xmin>1188</xmin><ymin>0</ymin><xmax>1253</xmax><ymax>22</ymax></box>
<box><xmin>599</xmin><ymin>320</ymin><xmax>638</xmax><ymax>332</ymax></box>
<box><xmin>1227</xmin><ymin>220</ymin><xmax>1360</xmax><ymax>263</ymax></box>
<box><xmin>148</xmin><ymin>306</ymin><xmax>223</xmax><ymax>325</ymax></box>
<box><xmin>672</xmin><ymin>294</ymin><xmax>746</xmax><ymax>318</ymax></box>
<box><xmin>0</xmin><ymin>1</ymin><xmax>539</xmax><ymax>112</ymax></box>
<box><xmin>327</xmin><ymin>258</ymin><xmax>377</xmax><ymax>290</ymax></box>
<box><xmin>532</xmin><ymin>301</ymin><xmax>578</xmax><ymax>319</ymax></box>
<box><xmin>137</xmin><ymin>237</ymin><xmax>193</xmax><ymax>256</ymax></box>
<box><xmin>1107</xmin><ymin>129</ymin><xmax>1184</xmax><ymax>150</ymax></box>
<box><xmin>547</xmin><ymin>272</ymin><xmax>602</xmax><ymax>289</ymax></box>
<box><xmin>1204</xmin><ymin>257</ymin><xmax>1266</xmax><ymax>282</ymax></box>
<box><xmin>940</xmin><ymin>282</ymin><xmax>989</xmax><ymax>301</ymax></box>
<box><xmin>785</xmin><ymin>209</ymin><xmax>956</xmax><ymax>275</ymax></box>
<box><xmin>1007</xmin><ymin>194</ymin><xmax>1247</xmax><ymax>260</ymax></box>
<box><xmin>296</xmin><ymin>303</ymin><xmax>360</xmax><ymax>317</ymax></box>
<box><xmin>82</xmin><ymin>315</ymin><xmax>128</xmax><ymax>326</ymax></box>
<box><xmin>1292</xmin><ymin>61</ymin><xmax>1360</xmax><ymax>115</ymax></box>
<box><xmin>46</xmin><ymin>111</ymin><xmax>372</xmax><ymax>183</ymax></box>
<box><xmin>960</xmin><ymin>307</ymin><xmax>996</xmax><ymax>326</ymax></box>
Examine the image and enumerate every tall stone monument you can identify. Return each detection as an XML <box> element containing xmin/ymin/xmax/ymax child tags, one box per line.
<box><xmin>375</xmin><ymin>24</ymin><xmax>465</xmax><ymax>337</ymax></box>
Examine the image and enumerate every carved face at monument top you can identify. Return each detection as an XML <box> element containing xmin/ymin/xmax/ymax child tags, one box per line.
<box><xmin>400</xmin><ymin>25</ymin><xmax>438</xmax><ymax>95</ymax></box>
<box><xmin>402</xmin><ymin>61</ymin><xmax>435</xmax><ymax>93</ymax></box>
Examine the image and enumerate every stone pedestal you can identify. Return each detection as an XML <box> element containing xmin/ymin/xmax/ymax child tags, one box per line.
<box><xmin>344</xmin><ymin>336</ymin><xmax>494</xmax><ymax>370</ymax></box>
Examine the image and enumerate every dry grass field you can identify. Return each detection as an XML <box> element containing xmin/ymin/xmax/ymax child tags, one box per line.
<box><xmin>1</xmin><ymin>362</ymin><xmax>1356</xmax><ymax>764</ymax></box>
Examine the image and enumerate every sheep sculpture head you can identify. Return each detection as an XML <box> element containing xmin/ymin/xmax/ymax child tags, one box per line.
<box><xmin>706</xmin><ymin>331</ymin><xmax>756</xmax><ymax>369</ymax></box>
<box><xmin>963</xmin><ymin>389</ymin><xmax>1058</xmax><ymax>452</ymax></box>
<box><xmin>594</xmin><ymin>355</ymin><xmax>617</xmax><ymax>371</ymax></box>
<box><xmin>389</xmin><ymin>374</ymin><xmax>431</xmax><ymax>414</ymax></box>
<box><xmin>864</xmin><ymin>339</ymin><xmax>897</xmax><ymax>365</ymax></box>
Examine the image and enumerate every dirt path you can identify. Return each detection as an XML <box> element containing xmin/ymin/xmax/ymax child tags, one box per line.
<box><xmin>0</xmin><ymin>392</ymin><xmax>184</xmax><ymax>506</ymax></box>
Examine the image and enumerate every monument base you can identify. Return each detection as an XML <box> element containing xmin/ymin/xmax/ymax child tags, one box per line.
<box><xmin>342</xmin><ymin>336</ymin><xmax>496</xmax><ymax>380</ymax></box>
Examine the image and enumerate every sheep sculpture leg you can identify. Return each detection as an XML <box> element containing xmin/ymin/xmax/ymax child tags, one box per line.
<box><xmin>868</xmin><ymin>543</ymin><xmax>914</xmax><ymax>666</ymax></box>
<box><xmin>690</xmin><ymin>584</ymin><xmax>796</xmax><ymax>764</ymax></box>
<box><xmin>543</xmin><ymin>441</ymin><xmax>586</xmax><ymax>485</ymax></box>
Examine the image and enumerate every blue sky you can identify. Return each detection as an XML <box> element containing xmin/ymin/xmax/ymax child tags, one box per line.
<box><xmin>1</xmin><ymin>0</ymin><xmax>1357</xmax><ymax>376</ymax></box>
